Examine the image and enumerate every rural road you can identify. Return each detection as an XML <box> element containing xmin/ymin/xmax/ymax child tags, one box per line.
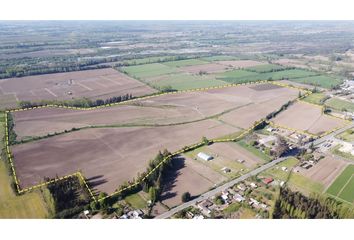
<box><xmin>155</xmin><ymin>156</ymin><xmax>287</xmax><ymax>219</ymax></box>
<box><xmin>305</xmin><ymin>122</ymin><xmax>354</xmax><ymax>148</ymax></box>
<box><xmin>155</xmin><ymin>121</ymin><xmax>354</xmax><ymax>219</ymax></box>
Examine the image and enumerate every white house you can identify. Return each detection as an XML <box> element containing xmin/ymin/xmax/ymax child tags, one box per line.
<box><xmin>197</xmin><ymin>152</ymin><xmax>213</xmax><ymax>161</ymax></box>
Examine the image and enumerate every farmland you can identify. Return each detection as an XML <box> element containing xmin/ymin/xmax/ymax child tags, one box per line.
<box><xmin>147</xmin><ymin>73</ymin><xmax>228</xmax><ymax>91</ymax></box>
<box><xmin>326</xmin><ymin>165</ymin><xmax>354</xmax><ymax>203</ymax></box>
<box><xmin>10</xmin><ymin>82</ymin><xmax>299</xmax><ymax>197</ymax></box>
<box><xmin>0</xmin><ymin>114</ymin><xmax>53</xmax><ymax>218</ymax></box>
<box><xmin>217</xmin><ymin>69</ymin><xmax>318</xmax><ymax>84</ymax></box>
<box><xmin>325</xmin><ymin>98</ymin><xmax>354</xmax><ymax>112</ymax></box>
<box><xmin>121</xmin><ymin>63</ymin><xmax>179</xmax><ymax>79</ymax></box>
<box><xmin>288</xmin><ymin>75</ymin><xmax>341</xmax><ymax>88</ymax></box>
<box><xmin>162</xmin><ymin>59</ymin><xmax>209</xmax><ymax>68</ymax></box>
<box><xmin>12</xmin><ymin>83</ymin><xmax>299</xmax><ymax>139</ymax></box>
<box><xmin>0</xmin><ymin>68</ymin><xmax>156</xmax><ymax>108</ymax></box>
<box><xmin>245</xmin><ymin>64</ymin><xmax>286</xmax><ymax>73</ymax></box>
<box><xmin>302</xmin><ymin>93</ymin><xmax>327</xmax><ymax>105</ymax></box>
<box><xmin>272</xmin><ymin>101</ymin><xmax>347</xmax><ymax>135</ymax></box>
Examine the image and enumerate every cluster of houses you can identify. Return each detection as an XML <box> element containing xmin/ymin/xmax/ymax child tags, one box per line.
<box><xmin>192</xmin><ymin>180</ymin><xmax>272</xmax><ymax>218</ymax></box>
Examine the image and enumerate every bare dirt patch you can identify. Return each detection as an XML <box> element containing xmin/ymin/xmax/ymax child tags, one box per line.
<box><xmin>161</xmin><ymin>155</ymin><xmax>226</xmax><ymax>208</ymax></box>
<box><xmin>299</xmin><ymin>155</ymin><xmax>348</xmax><ymax>188</ymax></box>
<box><xmin>12</xmin><ymin>119</ymin><xmax>238</xmax><ymax>194</ymax></box>
<box><xmin>249</xmin><ymin>83</ymin><xmax>282</xmax><ymax>91</ymax></box>
<box><xmin>273</xmin><ymin>101</ymin><xmax>347</xmax><ymax>135</ymax></box>
<box><xmin>0</xmin><ymin>68</ymin><xmax>156</xmax><ymax>104</ymax></box>
<box><xmin>207</xmin><ymin>142</ymin><xmax>263</xmax><ymax>168</ymax></box>
<box><xmin>13</xmin><ymin>83</ymin><xmax>299</xmax><ymax>138</ymax></box>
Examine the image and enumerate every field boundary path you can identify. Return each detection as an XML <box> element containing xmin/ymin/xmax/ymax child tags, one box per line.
<box><xmin>2</xmin><ymin>79</ymin><xmax>324</xmax><ymax>203</ymax></box>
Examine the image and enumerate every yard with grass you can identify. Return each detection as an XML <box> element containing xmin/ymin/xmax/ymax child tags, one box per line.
<box><xmin>302</xmin><ymin>93</ymin><xmax>327</xmax><ymax>105</ymax></box>
<box><xmin>337</xmin><ymin>129</ymin><xmax>354</xmax><ymax>142</ymax></box>
<box><xmin>121</xmin><ymin>63</ymin><xmax>179</xmax><ymax>79</ymax></box>
<box><xmin>263</xmin><ymin>157</ymin><xmax>324</xmax><ymax>194</ymax></box>
<box><xmin>326</xmin><ymin>165</ymin><xmax>354</xmax><ymax>203</ymax></box>
<box><xmin>149</xmin><ymin>73</ymin><xmax>228</xmax><ymax>91</ymax></box>
<box><xmin>124</xmin><ymin>192</ymin><xmax>147</xmax><ymax>209</ymax></box>
<box><xmin>289</xmin><ymin>75</ymin><xmax>342</xmax><ymax>89</ymax></box>
<box><xmin>325</xmin><ymin>98</ymin><xmax>354</xmax><ymax>112</ymax></box>
<box><xmin>237</xmin><ymin>140</ymin><xmax>272</xmax><ymax>162</ymax></box>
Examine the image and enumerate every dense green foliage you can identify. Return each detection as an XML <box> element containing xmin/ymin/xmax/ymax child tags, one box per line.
<box><xmin>46</xmin><ymin>176</ymin><xmax>90</xmax><ymax>219</ymax></box>
<box><xmin>6</xmin><ymin>113</ymin><xmax>17</xmax><ymax>145</ymax></box>
<box><xmin>273</xmin><ymin>188</ymin><xmax>354</xmax><ymax>219</ymax></box>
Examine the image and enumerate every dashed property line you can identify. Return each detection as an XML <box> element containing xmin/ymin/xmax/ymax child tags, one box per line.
<box><xmin>2</xmin><ymin>81</ymin><xmax>311</xmax><ymax>203</ymax></box>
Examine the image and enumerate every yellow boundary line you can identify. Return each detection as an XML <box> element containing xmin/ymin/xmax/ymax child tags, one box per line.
<box><xmin>3</xmin><ymin>80</ymin><xmax>314</xmax><ymax>203</ymax></box>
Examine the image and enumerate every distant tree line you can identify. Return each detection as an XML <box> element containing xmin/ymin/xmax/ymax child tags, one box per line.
<box><xmin>19</xmin><ymin>93</ymin><xmax>134</xmax><ymax>109</ymax></box>
<box><xmin>0</xmin><ymin>64</ymin><xmax>109</xmax><ymax>79</ymax></box>
<box><xmin>273</xmin><ymin>188</ymin><xmax>354</xmax><ymax>219</ymax></box>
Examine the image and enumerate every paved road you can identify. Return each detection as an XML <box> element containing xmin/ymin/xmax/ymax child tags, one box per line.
<box><xmin>155</xmin><ymin>157</ymin><xmax>287</xmax><ymax>219</ymax></box>
<box><xmin>306</xmin><ymin>122</ymin><xmax>354</xmax><ymax>148</ymax></box>
<box><xmin>156</xmin><ymin>121</ymin><xmax>354</xmax><ymax>219</ymax></box>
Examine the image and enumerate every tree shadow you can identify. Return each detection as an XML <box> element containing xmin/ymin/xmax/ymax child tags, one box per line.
<box><xmin>85</xmin><ymin>175</ymin><xmax>108</xmax><ymax>196</ymax></box>
<box><xmin>159</xmin><ymin>155</ymin><xmax>186</xmax><ymax>202</ymax></box>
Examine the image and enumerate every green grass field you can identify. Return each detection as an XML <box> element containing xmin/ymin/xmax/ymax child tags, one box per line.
<box><xmin>337</xmin><ymin>129</ymin><xmax>354</xmax><ymax>142</ymax></box>
<box><xmin>325</xmin><ymin>98</ymin><xmax>354</xmax><ymax>112</ymax></box>
<box><xmin>237</xmin><ymin>140</ymin><xmax>272</xmax><ymax>162</ymax></box>
<box><xmin>162</xmin><ymin>59</ymin><xmax>209</xmax><ymax>68</ymax></box>
<box><xmin>302</xmin><ymin>93</ymin><xmax>327</xmax><ymax>105</ymax></box>
<box><xmin>263</xmin><ymin>157</ymin><xmax>324</xmax><ymax>194</ymax></box>
<box><xmin>288</xmin><ymin>75</ymin><xmax>342</xmax><ymax>89</ymax></box>
<box><xmin>326</xmin><ymin>165</ymin><xmax>354</xmax><ymax>203</ymax></box>
<box><xmin>121</xmin><ymin>63</ymin><xmax>179</xmax><ymax>79</ymax></box>
<box><xmin>0</xmin><ymin>160</ymin><xmax>52</xmax><ymax>218</ymax></box>
<box><xmin>217</xmin><ymin>69</ymin><xmax>318</xmax><ymax>84</ymax></box>
<box><xmin>245</xmin><ymin>64</ymin><xmax>285</xmax><ymax>73</ymax></box>
<box><xmin>201</xmin><ymin>55</ymin><xmax>239</xmax><ymax>61</ymax></box>
<box><xmin>0</xmin><ymin>115</ymin><xmax>52</xmax><ymax>218</ymax></box>
<box><xmin>124</xmin><ymin>192</ymin><xmax>147</xmax><ymax>209</ymax></box>
<box><xmin>150</xmin><ymin>73</ymin><xmax>228</xmax><ymax>91</ymax></box>
<box><xmin>331</xmin><ymin>145</ymin><xmax>354</xmax><ymax>161</ymax></box>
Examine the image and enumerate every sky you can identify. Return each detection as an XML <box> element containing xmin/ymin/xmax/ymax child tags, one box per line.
<box><xmin>1</xmin><ymin>0</ymin><xmax>354</xmax><ymax>20</ymax></box>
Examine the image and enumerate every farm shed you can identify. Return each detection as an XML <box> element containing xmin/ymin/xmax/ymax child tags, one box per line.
<box><xmin>197</xmin><ymin>152</ymin><xmax>213</xmax><ymax>161</ymax></box>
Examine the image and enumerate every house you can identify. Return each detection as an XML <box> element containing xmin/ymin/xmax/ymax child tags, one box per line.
<box><xmin>250</xmin><ymin>182</ymin><xmax>258</xmax><ymax>188</ymax></box>
<box><xmin>237</xmin><ymin>183</ymin><xmax>246</xmax><ymax>191</ymax></box>
<box><xmin>193</xmin><ymin>215</ymin><xmax>204</xmax><ymax>219</ymax></box>
<box><xmin>249</xmin><ymin>198</ymin><xmax>260</xmax><ymax>208</ymax></box>
<box><xmin>197</xmin><ymin>200</ymin><xmax>213</xmax><ymax>215</ymax></box>
<box><xmin>233</xmin><ymin>193</ymin><xmax>245</xmax><ymax>202</ymax></box>
<box><xmin>197</xmin><ymin>152</ymin><xmax>213</xmax><ymax>161</ymax></box>
<box><xmin>221</xmin><ymin>167</ymin><xmax>231</xmax><ymax>173</ymax></box>
<box><xmin>262</xmin><ymin>177</ymin><xmax>274</xmax><ymax>185</ymax></box>
<box><xmin>221</xmin><ymin>193</ymin><xmax>229</xmax><ymax>201</ymax></box>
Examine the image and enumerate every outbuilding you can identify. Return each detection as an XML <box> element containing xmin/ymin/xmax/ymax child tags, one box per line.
<box><xmin>197</xmin><ymin>152</ymin><xmax>213</xmax><ymax>161</ymax></box>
